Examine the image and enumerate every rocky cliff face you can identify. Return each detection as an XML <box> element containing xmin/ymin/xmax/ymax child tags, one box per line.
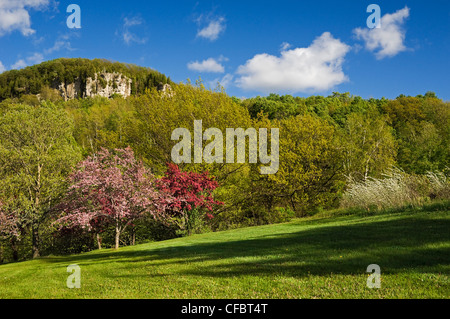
<box><xmin>55</xmin><ymin>72</ymin><xmax>132</xmax><ymax>101</ymax></box>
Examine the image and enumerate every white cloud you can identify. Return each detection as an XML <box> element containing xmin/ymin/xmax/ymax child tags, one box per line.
<box><xmin>122</xmin><ymin>31</ymin><xmax>147</xmax><ymax>45</ymax></box>
<box><xmin>187</xmin><ymin>57</ymin><xmax>225</xmax><ymax>73</ymax></box>
<box><xmin>0</xmin><ymin>0</ymin><xmax>50</xmax><ymax>36</ymax></box>
<box><xmin>209</xmin><ymin>73</ymin><xmax>234</xmax><ymax>89</ymax></box>
<box><xmin>0</xmin><ymin>61</ymin><xmax>6</xmax><ymax>73</ymax></box>
<box><xmin>11</xmin><ymin>52</ymin><xmax>44</xmax><ymax>69</ymax></box>
<box><xmin>219</xmin><ymin>73</ymin><xmax>233</xmax><ymax>88</ymax></box>
<box><xmin>44</xmin><ymin>40</ymin><xmax>73</xmax><ymax>54</ymax></box>
<box><xmin>124</xmin><ymin>16</ymin><xmax>143</xmax><ymax>27</ymax></box>
<box><xmin>26</xmin><ymin>52</ymin><xmax>43</xmax><ymax>64</ymax></box>
<box><xmin>280</xmin><ymin>42</ymin><xmax>291</xmax><ymax>51</ymax></box>
<box><xmin>117</xmin><ymin>16</ymin><xmax>148</xmax><ymax>45</ymax></box>
<box><xmin>11</xmin><ymin>59</ymin><xmax>27</xmax><ymax>69</ymax></box>
<box><xmin>44</xmin><ymin>33</ymin><xmax>80</xmax><ymax>55</ymax></box>
<box><xmin>236</xmin><ymin>32</ymin><xmax>351</xmax><ymax>93</ymax></box>
<box><xmin>197</xmin><ymin>16</ymin><xmax>226</xmax><ymax>41</ymax></box>
<box><xmin>353</xmin><ymin>6</ymin><xmax>410</xmax><ymax>59</ymax></box>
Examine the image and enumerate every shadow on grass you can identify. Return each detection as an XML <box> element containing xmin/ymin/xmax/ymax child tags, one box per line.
<box><xmin>36</xmin><ymin>213</ymin><xmax>450</xmax><ymax>279</ymax></box>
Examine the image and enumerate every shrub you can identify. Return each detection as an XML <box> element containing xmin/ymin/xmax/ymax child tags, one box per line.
<box><xmin>272</xmin><ymin>207</ymin><xmax>296</xmax><ymax>223</ymax></box>
<box><xmin>426</xmin><ymin>171</ymin><xmax>450</xmax><ymax>199</ymax></box>
<box><xmin>341</xmin><ymin>168</ymin><xmax>450</xmax><ymax>211</ymax></box>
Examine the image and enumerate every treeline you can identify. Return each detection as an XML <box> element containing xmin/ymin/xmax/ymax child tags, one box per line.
<box><xmin>0</xmin><ymin>80</ymin><xmax>448</xmax><ymax>262</ymax></box>
<box><xmin>0</xmin><ymin>58</ymin><xmax>172</xmax><ymax>100</ymax></box>
<box><xmin>242</xmin><ymin>92</ymin><xmax>449</xmax><ymax>175</ymax></box>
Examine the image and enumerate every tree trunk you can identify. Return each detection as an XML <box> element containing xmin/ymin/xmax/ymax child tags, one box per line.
<box><xmin>96</xmin><ymin>233</ymin><xmax>102</xmax><ymax>250</ymax></box>
<box><xmin>131</xmin><ymin>230</ymin><xmax>135</xmax><ymax>246</ymax></box>
<box><xmin>364</xmin><ymin>158</ymin><xmax>370</xmax><ymax>182</ymax></box>
<box><xmin>290</xmin><ymin>195</ymin><xmax>297</xmax><ymax>213</ymax></box>
<box><xmin>33</xmin><ymin>165</ymin><xmax>42</xmax><ymax>259</ymax></box>
<box><xmin>115</xmin><ymin>226</ymin><xmax>120</xmax><ymax>250</ymax></box>
<box><xmin>11</xmin><ymin>237</ymin><xmax>19</xmax><ymax>262</ymax></box>
<box><xmin>32</xmin><ymin>226</ymin><xmax>40</xmax><ymax>258</ymax></box>
<box><xmin>184</xmin><ymin>213</ymin><xmax>191</xmax><ymax>236</ymax></box>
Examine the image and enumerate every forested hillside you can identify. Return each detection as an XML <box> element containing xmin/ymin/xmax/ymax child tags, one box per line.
<box><xmin>0</xmin><ymin>58</ymin><xmax>172</xmax><ymax>100</ymax></box>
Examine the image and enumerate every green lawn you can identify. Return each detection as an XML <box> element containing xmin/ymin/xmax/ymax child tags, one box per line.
<box><xmin>0</xmin><ymin>205</ymin><xmax>449</xmax><ymax>299</ymax></box>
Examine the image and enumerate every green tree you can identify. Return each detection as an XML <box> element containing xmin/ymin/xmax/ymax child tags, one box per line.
<box><xmin>128</xmin><ymin>82</ymin><xmax>251</xmax><ymax>175</ymax></box>
<box><xmin>382</xmin><ymin>95</ymin><xmax>449</xmax><ymax>173</ymax></box>
<box><xmin>268</xmin><ymin>114</ymin><xmax>344</xmax><ymax>214</ymax></box>
<box><xmin>227</xmin><ymin>114</ymin><xmax>344</xmax><ymax>220</ymax></box>
<box><xmin>341</xmin><ymin>112</ymin><xmax>397</xmax><ymax>181</ymax></box>
<box><xmin>0</xmin><ymin>103</ymin><xmax>81</xmax><ymax>258</ymax></box>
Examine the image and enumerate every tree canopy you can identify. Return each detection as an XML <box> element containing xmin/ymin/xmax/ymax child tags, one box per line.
<box><xmin>0</xmin><ymin>58</ymin><xmax>172</xmax><ymax>101</ymax></box>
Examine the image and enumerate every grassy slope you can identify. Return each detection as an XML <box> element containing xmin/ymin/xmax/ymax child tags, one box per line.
<box><xmin>0</xmin><ymin>206</ymin><xmax>449</xmax><ymax>299</ymax></box>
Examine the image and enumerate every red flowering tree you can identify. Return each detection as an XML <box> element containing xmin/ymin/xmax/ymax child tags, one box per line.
<box><xmin>56</xmin><ymin>147</ymin><xmax>172</xmax><ymax>249</ymax></box>
<box><xmin>158</xmin><ymin>163</ymin><xmax>223</xmax><ymax>235</ymax></box>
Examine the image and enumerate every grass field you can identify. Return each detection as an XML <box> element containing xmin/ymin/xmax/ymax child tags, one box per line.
<box><xmin>0</xmin><ymin>204</ymin><xmax>449</xmax><ymax>299</ymax></box>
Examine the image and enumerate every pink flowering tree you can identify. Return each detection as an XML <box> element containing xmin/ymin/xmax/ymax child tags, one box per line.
<box><xmin>56</xmin><ymin>147</ymin><xmax>172</xmax><ymax>249</ymax></box>
<box><xmin>0</xmin><ymin>202</ymin><xmax>19</xmax><ymax>239</ymax></box>
<box><xmin>0</xmin><ymin>201</ymin><xmax>20</xmax><ymax>262</ymax></box>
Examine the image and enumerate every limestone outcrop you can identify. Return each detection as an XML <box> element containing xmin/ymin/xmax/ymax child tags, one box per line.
<box><xmin>54</xmin><ymin>72</ymin><xmax>132</xmax><ymax>100</ymax></box>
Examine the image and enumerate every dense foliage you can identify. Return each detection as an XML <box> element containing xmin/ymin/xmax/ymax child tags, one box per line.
<box><xmin>55</xmin><ymin>147</ymin><xmax>170</xmax><ymax>250</ymax></box>
<box><xmin>0</xmin><ymin>58</ymin><xmax>172</xmax><ymax>100</ymax></box>
<box><xmin>0</xmin><ymin>60</ymin><xmax>448</xmax><ymax>263</ymax></box>
<box><xmin>0</xmin><ymin>103</ymin><xmax>81</xmax><ymax>259</ymax></box>
<box><xmin>159</xmin><ymin>163</ymin><xmax>223</xmax><ymax>236</ymax></box>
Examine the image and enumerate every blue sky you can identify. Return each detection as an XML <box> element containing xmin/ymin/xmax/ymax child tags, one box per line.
<box><xmin>0</xmin><ymin>0</ymin><xmax>449</xmax><ymax>100</ymax></box>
